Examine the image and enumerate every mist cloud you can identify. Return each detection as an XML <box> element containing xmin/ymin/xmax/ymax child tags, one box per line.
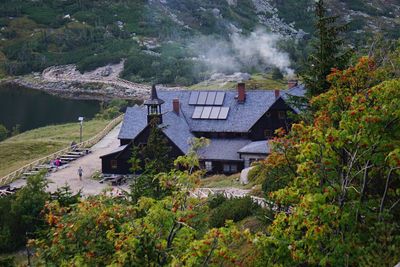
<box><xmin>192</xmin><ymin>28</ymin><xmax>294</xmax><ymax>76</ymax></box>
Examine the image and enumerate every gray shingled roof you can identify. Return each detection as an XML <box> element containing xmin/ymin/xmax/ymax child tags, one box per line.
<box><xmin>282</xmin><ymin>85</ymin><xmax>306</xmax><ymax>114</ymax></box>
<box><xmin>100</xmin><ymin>145</ymin><xmax>128</xmax><ymax>158</ymax></box>
<box><xmin>161</xmin><ymin>111</ymin><xmax>194</xmax><ymax>154</ymax></box>
<box><xmin>198</xmin><ymin>139</ymin><xmax>250</xmax><ymax>161</ymax></box>
<box><xmin>118</xmin><ymin>106</ymin><xmax>147</xmax><ymax>140</ymax></box>
<box><xmin>238</xmin><ymin>140</ymin><xmax>270</xmax><ymax>154</ymax></box>
<box><xmin>157</xmin><ymin>90</ymin><xmax>282</xmax><ymax>133</ymax></box>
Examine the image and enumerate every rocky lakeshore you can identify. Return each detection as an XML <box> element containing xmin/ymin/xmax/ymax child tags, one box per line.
<box><xmin>0</xmin><ymin>62</ymin><xmax>158</xmax><ymax>101</ymax></box>
<box><xmin>2</xmin><ymin>74</ymin><xmax>150</xmax><ymax>101</ymax></box>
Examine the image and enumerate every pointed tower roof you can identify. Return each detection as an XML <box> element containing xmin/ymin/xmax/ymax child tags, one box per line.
<box><xmin>144</xmin><ymin>85</ymin><xmax>165</xmax><ymax>105</ymax></box>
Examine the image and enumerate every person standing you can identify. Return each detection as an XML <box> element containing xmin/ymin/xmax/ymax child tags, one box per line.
<box><xmin>78</xmin><ymin>166</ymin><xmax>83</xmax><ymax>181</ymax></box>
<box><xmin>55</xmin><ymin>158</ymin><xmax>61</xmax><ymax>169</ymax></box>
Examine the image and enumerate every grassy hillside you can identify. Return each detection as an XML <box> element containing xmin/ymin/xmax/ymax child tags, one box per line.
<box><xmin>0</xmin><ymin>119</ymin><xmax>110</xmax><ymax>177</ymax></box>
<box><xmin>189</xmin><ymin>73</ymin><xmax>287</xmax><ymax>90</ymax></box>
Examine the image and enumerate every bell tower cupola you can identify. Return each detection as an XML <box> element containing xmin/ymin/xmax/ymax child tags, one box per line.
<box><xmin>144</xmin><ymin>85</ymin><xmax>165</xmax><ymax>124</ymax></box>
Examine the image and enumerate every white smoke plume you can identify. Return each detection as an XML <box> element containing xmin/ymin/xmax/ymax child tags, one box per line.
<box><xmin>192</xmin><ymin>28</ymin><xmax>294</xmax><ymax>76</ymax></box>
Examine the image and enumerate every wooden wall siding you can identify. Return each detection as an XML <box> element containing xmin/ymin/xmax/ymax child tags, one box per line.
<box><xmin>200</xmin><ymin>160</ymin><xmax>244</xmax><ymax>174</ymax></box>
<box><xmin>103</xmin><ymin>126</ymin><xmax>184</xmax><ymax>174</ymax></box>
<box><xmin>250</xmin><ymin>98</ymin><xmax>294</xmax><ymax>141</ymax></box>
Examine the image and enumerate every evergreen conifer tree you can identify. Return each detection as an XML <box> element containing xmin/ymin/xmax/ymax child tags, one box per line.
<box><xmin>301</xmin><ymin>0</ymin><xmax>351</xmax><ymax>97</ymax></box>
<box><xmin>129</xmin><ymin>118</ymin><xmax>173</xmax><ymax>202</ymax></box>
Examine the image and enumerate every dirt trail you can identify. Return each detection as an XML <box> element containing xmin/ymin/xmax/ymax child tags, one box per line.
<box><xmin>42</xmin><ymin>61</ymin><xmax>150</xmax><ymax>94</ymax></box>
<box><xmin>45</xmin><ymin>123</ymin><xmax>129</xmax><ymax>196</ymax></box>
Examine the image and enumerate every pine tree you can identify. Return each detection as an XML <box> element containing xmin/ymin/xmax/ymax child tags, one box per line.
<box><xmin>141</xmin><ymin>119</ymin><xmax>172</xmax><ymax>174</ymax></box>
<box><xmin>301</xmin><ymin>0</ymin><xmax>351</xmax><ymax>97</ymax></box>
<box><xmin>129</xmin><ymin>118</ymin><xmax>173</xmax><ymax>202</ymax></box>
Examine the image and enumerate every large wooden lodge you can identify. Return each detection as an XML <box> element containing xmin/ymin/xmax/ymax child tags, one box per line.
<box><xmin>101</xmin><ymin>82</ymin><xmax>304</xmax><ymax>174</ymax></box>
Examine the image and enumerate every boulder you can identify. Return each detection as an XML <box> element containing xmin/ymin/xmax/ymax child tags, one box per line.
<box><xmin>240</xmin><ymin>166</ymin><xmax>254</xmax><ymax>185</ymax></box>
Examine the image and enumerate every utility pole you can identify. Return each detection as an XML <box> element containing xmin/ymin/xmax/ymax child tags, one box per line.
<box><xmin>78</xmin><ymin>117</ymin><xmax>84</xmax><ymax>143</ymax></box>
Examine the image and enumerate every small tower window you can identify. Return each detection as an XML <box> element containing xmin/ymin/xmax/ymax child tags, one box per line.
<box><xmin>150</xmin><ymin>105</ymin><xmax>158</xmax><ymax>114</ymax></box>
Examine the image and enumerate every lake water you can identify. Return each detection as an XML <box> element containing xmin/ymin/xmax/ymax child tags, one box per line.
<box><xmin>0</xmin><ymin>83</ymin><xmax>100</xmax><ymax>133</ymax></box>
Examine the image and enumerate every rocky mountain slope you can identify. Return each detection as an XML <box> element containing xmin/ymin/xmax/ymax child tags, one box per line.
<box><xmin>0</xmin><ymin>0</ymin><xmax>398</xmax><ymax>83</ymax></box>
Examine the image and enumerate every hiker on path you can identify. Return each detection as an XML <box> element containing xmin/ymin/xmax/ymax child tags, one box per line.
<box><xmin>78</xmin><ymin>166</ymin><xmax>83</xmax><ymax>181</ymax></box>
<box><xmin>55</xmin><ymin>158</ymin><xmax>61</xmax><ymax>169</ymax></box>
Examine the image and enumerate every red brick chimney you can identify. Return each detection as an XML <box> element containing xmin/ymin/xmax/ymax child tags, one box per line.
<box><xmin>288</xmin><ymin>80</ymin><xmax>298</xmax><ymax>89</ymax></box>
<box><xmin>172</xmin><ymin>98</ymin><xmax>180</xmax><ymax>115</ymax></box>
<box><xmin>275</xmin><ymin>89</ymin><xmax>280</xmax><ymax>99</ymax></box>
<box><xmin>237</xmin><ymin>82</ymin><xmax>246</xmax><ymax>103</ymax></box>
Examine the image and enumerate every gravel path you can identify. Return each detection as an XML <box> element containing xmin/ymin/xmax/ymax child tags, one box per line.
<box><xmin>45</xmin><ymin>123</ymin><xmax>129</xmax><ymax>196</ymax></box>
<box><xmin>42</xmin><ymin>62</ymin><xmax>150</xmax><ymax>94</ymax></box>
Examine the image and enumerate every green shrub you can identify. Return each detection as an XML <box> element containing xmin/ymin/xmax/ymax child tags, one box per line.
<box><xmin>0</xmin><ymin>124</ymin><xmax>8</xmax><ymax>141</ymax></box>
<box><xmin>0</xmin><ymin>256</ymin><xmax>14</xmax><ymax>267</ymax></box>
<box><xmin>209</xmin><ymin>196</ymin><xmax>259</xmax><ymax>228</ymax></box>
<box><xmin>207</xmin><ymin>193</ymin><xmax>226</xmax><ymax>209</ymax></box>
<box><xmin>76</xmin><ymin>53</ymin><xmax>122</xmax><ymax>73</ymax></box>
<box><xmin>0</xmin><ymin>173</ymin><xmax>49</xmax><ymax>252</ymax></box>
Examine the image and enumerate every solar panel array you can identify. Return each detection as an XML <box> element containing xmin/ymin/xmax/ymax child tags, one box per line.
<box><xmin>189</xmin><ymin>92</ymin><xmax>225</xmax><ymax>106</ymax></box>
<box><xmin>192</xmin><ymin>106</ymin><xmax>230</xmax><ymax>120</ymax></box>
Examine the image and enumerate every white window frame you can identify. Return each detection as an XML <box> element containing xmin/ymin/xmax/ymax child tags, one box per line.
<box><xmin>205</xmin><ymin>161</ymin><xmax>212</xmax><ymax>172</ymax></box>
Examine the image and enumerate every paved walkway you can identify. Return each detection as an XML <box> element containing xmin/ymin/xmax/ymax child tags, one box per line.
<box><xmin>10</xmin><ymin>122</ymin><xmax>128</xmax><ymax>196</ymax></box>
<box><xmin>43</xmin><ymin>123</ymin><xmax>128</xmax><ymax>196</ymax></box>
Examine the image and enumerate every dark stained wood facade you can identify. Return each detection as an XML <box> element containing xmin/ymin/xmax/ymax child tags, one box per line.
<box><xmin>199</xmin><ymin>160</ymin><xmax>244</xmax><ymax>174</ymax></box>
<box><xmin>249</xmin><ymin>98</ymin><xmax>295</xmax><ymax>140</ymax></box>
<box><xmin>101</xmin><ymin>125</ymin><xmax>184</xmax><ymax>174</ymax></box>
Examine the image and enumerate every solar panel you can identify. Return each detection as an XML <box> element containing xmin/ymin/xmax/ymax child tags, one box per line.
<box><xmin>192</xmin><ymin>106</ymin><xmax>203</xmax><ymax>119</ymax></box>
<box><xmin>201</xmin><ymin>106</ymin><xmax>212</xmax><ymax>119</ymax></box>
<box><xmin>214</xmin><ymin>92</ymin><xmax>225</xmax><ymax>105</ymax></box>
<box><xmin>197</xmin><ymin>92</ymin><xmax>208</xmax><ymax>105</ymax></box>
<box><xmin>218</xmin><ymin>107</ymin><xmax>229</xmax><ymax>119</ymax></box>
<box><xmin>209</xmin><ymin>107</ymin><xmax>221</xmax><ymax>119</ymax></box>
<box><xmin>206</xmin><ymin>92</ymin><xmax>216</xmax><ymax>105</ymax></box>
<box><xmin>189</xmin><ymin>92</ymin><xmax>199</xmax><ymax>105</ymax></box>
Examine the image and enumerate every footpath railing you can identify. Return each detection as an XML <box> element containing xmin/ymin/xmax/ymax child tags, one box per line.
<box><xmin>0</xmin><ymin>115</ymin><xmax>123</xmax><ymax>186</ymax></box>
<box><xmin>191</xmin><ymin>187</ymin><xmax>268</xmax><ymax>208</ymax></box>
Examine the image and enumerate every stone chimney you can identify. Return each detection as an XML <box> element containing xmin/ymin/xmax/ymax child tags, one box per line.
<box><xmin>288</xmin><ymin>80</ymin><xmax>298</xmax><ymax>89</ymax></box>
<box><xmin>237</xmin><ymin>82</ymin><xmax>246</xmax><ymax>103</ymax></box>
<box><xmin>275</xmin><ymin>89</ymin><xmax>280</xmax><ymax>99</ymax></box>
<box><xmin>173</xmin><ymin>98</ymin><xmax>180</xmax><ymax>115</ymax></box>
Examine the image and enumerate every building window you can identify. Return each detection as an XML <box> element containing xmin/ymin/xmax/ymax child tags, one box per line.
<box><xmin>205</xmin><ymin>161</ymin><xmax>212</xmax><ymax>172</ymax></box>
<box><xmin>278</xmin><ymin>111</ymin><xmax>286</xmax><ymax>120</ymax></box>
<box><xmin>111</xmin><ymin>160</ymin><xmax>118</xmax><ymax>169</ymax></box>
<box><xmin>223</xmin><ymin>164</ymin><xmax>238</xmax><ymax>173</ymax></box>
<box><xmin>264</xmin><ymin>129</ymin><xmax>273</xmax><ymax>138</ymax></box>
<box><xmin>230</xmin><ymin>164</ymin><xmax>237</xmax><ymax>173</ymax></box>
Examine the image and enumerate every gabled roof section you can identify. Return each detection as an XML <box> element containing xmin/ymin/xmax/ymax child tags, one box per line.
<box><xmin>281</xmin><ymin>84</ymin><xmax>306</xmax><ymax>113</ymax></box>
<box><xmin>118</xmin><ymin>106</ymin><xmax>148</xmax><ymax>140</ymax></box>
<box><xmin>158</xmin><ymin>90</ymin><xmax>282</xmax><ymax>133</ymax></box>
<box><xmin>100</xmin><ymin>145</ymin><xmax>128</xmax><ymax>158</ymax></box>
<box><xmin>198</xmin><ymin>139</ymin><xmax>251</xmax><ymax>161</ymax></box>
<box><xmin>238</xmin><ymin>140</ymin><xmax>270</xmax><ymax>155</ymax></box>
<box><xmin>161</xmin><ymin>111</ymin><xmax>194</xmax><ymax>154</ymax></box>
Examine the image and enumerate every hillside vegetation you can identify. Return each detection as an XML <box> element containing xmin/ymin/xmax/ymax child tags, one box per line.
<box><xmin>0</xmin><ymin>119</ymin><xmax>110</xmax><ymax>177</ymax></box>
<box><xmin>0</xmin><ymin>0</ymin><xmax>399</xmax><ymax>85</ymax></box>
